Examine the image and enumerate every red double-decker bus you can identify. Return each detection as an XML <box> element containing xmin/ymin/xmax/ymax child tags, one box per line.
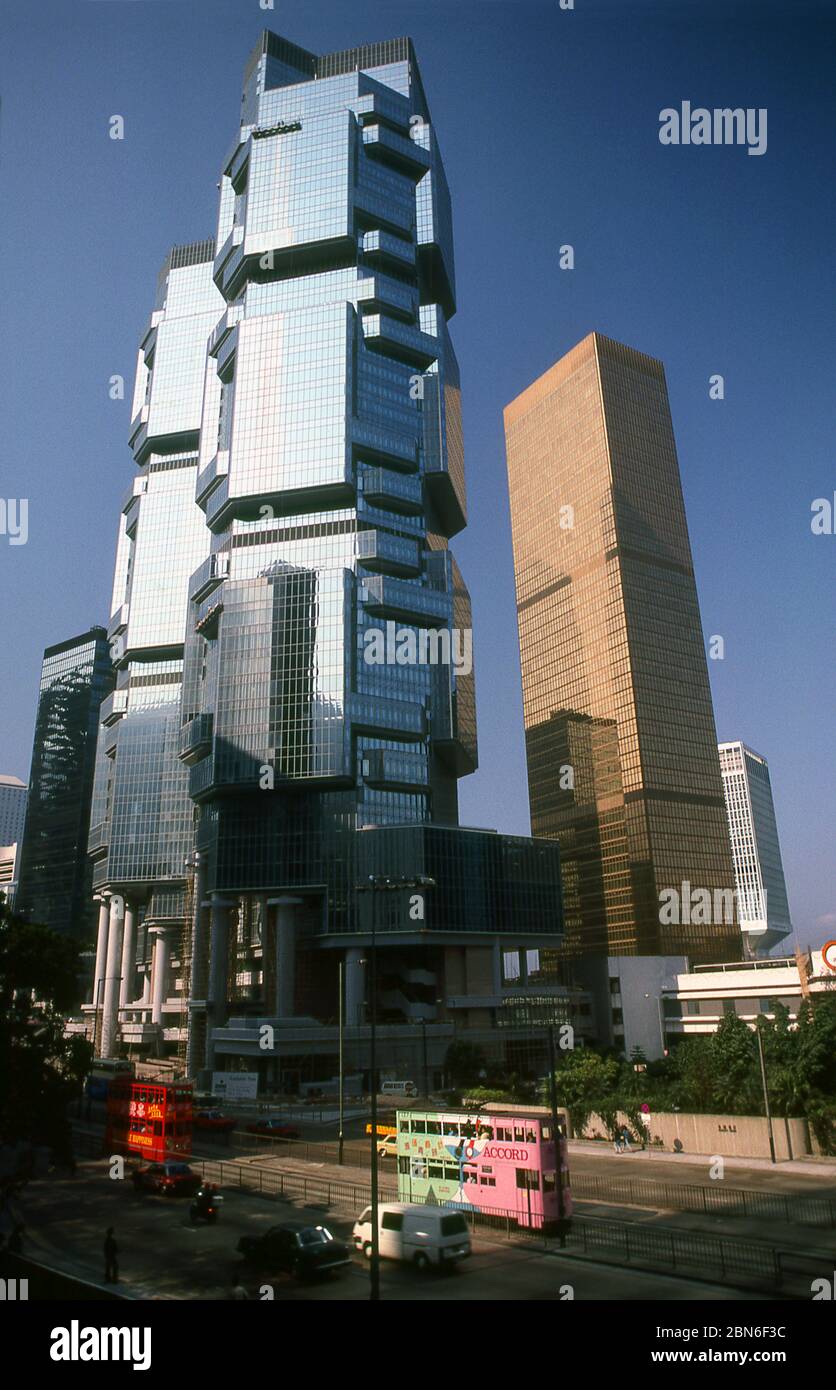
<box><xmin>105</xmin><ymin>1079</ymin><xmax>193</xmax><ymax>1162</ymax></box>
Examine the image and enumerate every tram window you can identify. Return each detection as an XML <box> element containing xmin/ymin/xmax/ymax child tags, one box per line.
<box><xmin>543</xmin><ymin>1172</ymin><xmax>556</xmax><ymax>1193</ymax></box>
<box><xmin>444</xmin><ymin>1165</ymin><xmax>459</xmax><ymax>1181</ymax></box>
<box><xmin>526</xmin><ymin>1129</ymin><xmax>537</xmax><ymax>1143</ymax></box>
<box><xmin>443</xmin><ymin>1122</ymin><xmax>459</xmax><ymax>1137</ymax></box>
<box><xmin>426</xmin><ymin>1120</ymin><xmax>441</xmax><ymax>1134</ymax></box>
<box><xmin>477</xmin><ymin>1125</ymin><xmax>493</xmax><ymax>1139</ymax></box>
<box><xmin>479</xmin><ymin>1175</ymin><xmax>496</xmax><ymax>1187</ymax></box>
<box><xmin>542</xmin><ymin>1126</ymin><xmax>551</xmax><ymax>1140</ymax></box>
<box><xmin>399</xmin><ymin>1118</ymin><xmax>410</xmax><ymax>1132</ymax></box>
<box><xmin>496</xmin><ymin>1126</ymin><xmax>511</xmax><ymax>1141</ymax></box>
<box><xmin>516</xmin><ymin>1168</ymin><xmax>540</xmax><ymax>1190</ymax></box>
<box><xmin>412</xmin><ymin>1120</ymin><xmax>426</xmax><ymax>1134</ymax></box>
<box><xmin>398</xmin><ymin>1157</ymin><xmax>410</xmax><ymax>1175</ymax></box>
<box><xmin>514</xmin><ymin>1126</ymin><xmax>525</xmax><ymax>1142</ymax></box>
<box><xmin>428</xmin><ymin>1163</ymin><xmax>444</xmax><ymax>1178</ymax></box>
<box><xmin>154</xmin><ymin>1122</ymin><xmax>162</xmax><ymax>1136</ymax></box>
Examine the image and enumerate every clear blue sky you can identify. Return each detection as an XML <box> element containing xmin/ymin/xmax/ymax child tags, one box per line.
<box><xmin>1</xmin><ymin>0</ymin><xmax>833</xmax><ymax>950</ymax></box>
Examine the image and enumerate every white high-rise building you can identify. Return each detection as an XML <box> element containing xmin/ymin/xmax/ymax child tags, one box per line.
<box><xmin>718</xmin><ymin>741</ymin><xmax>793</xmax><ymax>955</ymax></box>
<box><xmin>0</xmin><ymin>775</ymin><xmax>28</xmax><ymax>848</ymax></box>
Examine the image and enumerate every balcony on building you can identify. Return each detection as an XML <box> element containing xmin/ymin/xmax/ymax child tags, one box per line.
<box><xmin>361</xmin><ymin>574</ymin><xmax>450</xmax><ymax>626</ymax></box>
<box><xmin>362</xmin><ymin>748</ymin><xmax>429</xmax><ymax>793</ymax></box>
<box><xmin>356</xmin><ymin>528</ymin><xmax>421</xmax><ymax>577</ymax></box>
<box><xmin>358</xmin><ymin>466</ymin><xmax>423</xmax><ymax>516</ymax></box>
<box><xmin>361</xmin><ymin>123</ymin><xmax>432</xmax><ymax>178</ymax></box>
<box><xmin>178</xmin><ymin>713</ymin><xmax>214</xmax><ymax>766</ymax></box>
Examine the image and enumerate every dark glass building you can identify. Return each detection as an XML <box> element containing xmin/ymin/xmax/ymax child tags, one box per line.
<box><xmin>504</xmin><ymin>333</ymin><xmax>738</xmax><ymax>964</ymax></box>
<box><xmin>86</xmin><ymin>30</ymin><xmax>565</xmax><ymax>1082</ymax></box>
<box><xmin>16</xmin><ymin>630</ymin><xmax>113</xmax><ymax>942</ymax></box>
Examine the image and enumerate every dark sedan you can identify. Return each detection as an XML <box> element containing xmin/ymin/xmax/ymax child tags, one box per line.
<box><xmin>237</xmin><ymin>1223</ymin><xmax>351</xmax><ymax>1281</ymax></box>
<box><xmin>245</xmin><ymin>1117</ymin><xmax>300</xmax><ymax>1139</ymax></box>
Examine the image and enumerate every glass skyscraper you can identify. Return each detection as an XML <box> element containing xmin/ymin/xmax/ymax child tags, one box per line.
<box><xmin>87</xmin><ymin>30</ymin><xmax>563</xmax><ymax>1081</ymax></box>
<box><xmin>15</xmin><ymin>630</ymin><xmax>113</xmax><ymax>941</ymax></box>
<box><xmin>504</xmin><ymin>332</ymin><xmax>738</xmax><ymax>965</ymax></box>
<box><xmin>718</xmin><ymin>740</ymin><xmax>793</xmax><ymax>955</ymax></box>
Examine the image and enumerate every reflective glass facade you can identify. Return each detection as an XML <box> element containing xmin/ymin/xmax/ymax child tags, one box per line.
<box><xmin>16</xmin><ymin>631</ymin><xmax>113</xmax><ymax>938</ymax></box>
<box><xmin>183</xmin><ymin>29</ymin><xmax>475</xmax><ymax>909</ymax></box>
<box><xmin>505</xmin><ymin>333</ymin><xmax>738</xmax><ymax>963</ymax></box>
<box><xmin>87</xmin><ymin>29</ymin><xmax>563</xmax><ymax>1067</ymax></box>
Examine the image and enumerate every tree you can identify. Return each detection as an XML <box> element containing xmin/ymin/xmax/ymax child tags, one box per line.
<box><xmin>0</xmin><ymin>900</ymin><xmax>92</xmax><ymax>1162</ymax></box>
<box><xmin>710</xmin><ymin>1013</ymin><xmax>760</xmax><ymax>1114</ymax></box>
<box><xmin>444</xmin><ymin>1040</ymin><xmax>487</xmax><ymax>1089</ymax></box>
<box><xmin>544</xmin><ymin>1049</ymin><xmax>620</xmax><ymax>1137</ymax></box>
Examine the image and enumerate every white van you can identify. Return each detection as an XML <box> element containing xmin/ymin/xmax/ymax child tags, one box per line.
<box><xmin>352</xmin><ymin>1203</ymin><xmax>471</xmax><ymax>1270</ymax></box>
<box><xmin>380</xmin><ymin>1080</ymin><xmax>417</xmax><ymax>1097</ymax></box>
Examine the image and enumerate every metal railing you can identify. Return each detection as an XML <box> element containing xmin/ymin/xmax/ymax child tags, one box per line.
<box><xmin>571</xmin><ymin>1171</ymin><xmax>836</xmax><ymax>1228</ymax></box>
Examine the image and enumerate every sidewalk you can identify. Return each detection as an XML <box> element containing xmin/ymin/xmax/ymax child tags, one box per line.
<box><xmin>567</xmin><ymin>1139</ymin><xmax>836</xmax><ymax>1178</ymax></box>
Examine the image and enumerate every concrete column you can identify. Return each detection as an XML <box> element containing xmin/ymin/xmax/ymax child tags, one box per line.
<box><xmin>268</xmin><ymin>896</ymin><xmax>302</xmax><ymax>1018</ymax></box>
<box><xmin>204</xmin><ymin>894</ymin><xmax>234</xmax><ymax>1070</ymax></box>
<box><xmin>91</xmin><ymin>897</ymin><xmax>110</xmax><ymax>1007</ymax></box>
<box><xmin>344</xmin><ymin>946</ymin><xmax>365</xmax><ymax>1027</ymax></box>
<box><xmin>99</xmin><ymin>896</ymin><xmax>125</xmax><ymax>1058</ymax></box>
<box><xmin>150</xmin><ymin>926</ymin><xmax>172</xmax><ymax>1027</ymax></box>
<box><xmin>119</xmin><ymin>902</ymin><xmax>137</xmax><ymax>1007</ymax></box>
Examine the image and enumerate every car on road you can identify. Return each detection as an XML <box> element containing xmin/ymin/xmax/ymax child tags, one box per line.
<box><xmin>353</xmin><ymin>1203</ymin><xmax>471</xmax><ymax>1270</ymax></box>
<box><xmin>131</xmin><ymin>1161</ymin><xmax>202</xmax><ymax>1197</ymax></box>
<box><xmin>377</xmin><ymin>1134</ymin><xmax>399</xmax><ymax>1159</ymax></box>
<box><xmin>237</xmin><ymin>1223</ymin><xmax>351</xmax><ymax>1280</ymax></box>
<box><xmin>193</xmin><ymin>1110</ymin><xmax>237</xmax><ymax>1134</ymax></box>
<box><xmin>245</xmin><ymin>1117</ymin><xmax>300</xmax><ymax>1139</ymax></box>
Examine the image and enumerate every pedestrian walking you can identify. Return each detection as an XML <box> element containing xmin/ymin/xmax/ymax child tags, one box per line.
<box><xmin>621</xmin><ymin>1126</ymin><xmax>632</xmax><ymax>1152</ymax></box>
<box><xmin>103</xmin><ymin>1227</ymin><xmax>119</xmax><ymax>1284</ymax></box>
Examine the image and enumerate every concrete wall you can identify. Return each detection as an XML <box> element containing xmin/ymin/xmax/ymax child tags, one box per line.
<box><xmin>582</xmin><ymin>1109</ymin><xmax>815</xmax><ymax>1160</ymax></box>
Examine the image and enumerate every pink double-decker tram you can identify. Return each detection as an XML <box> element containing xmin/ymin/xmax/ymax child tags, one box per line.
<box><xmin>395</xmin><ymin>1104</ymin><xmax>572</xmax><ymax>1231</ymax></box>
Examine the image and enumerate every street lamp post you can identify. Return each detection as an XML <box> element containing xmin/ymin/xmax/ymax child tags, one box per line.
<box><xmin>338</xmin><ymin>958</ymin><xmax>345</xmax><ymax>1166</ymax></box>
<box><xmin>756</xmin><ymin>1023</ymin><xmax>777</xmax><ymax>1164</ymax></box>
<box><xmin>547</xmin><ymin>1022</ymin><xmax>569</xmax><ymax>1248</ymax></box>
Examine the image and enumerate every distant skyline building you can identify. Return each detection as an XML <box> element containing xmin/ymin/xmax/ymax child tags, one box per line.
<box><xmin>504</xmin><ymin>332</ymin><xmax>738</xmax><ymax>965</ymax></box>
<box><xmin>0</xmin><ymin>774</ymin><xmax>27</xmax><ymax>848</ymax></box>
<box><xmin>718</xmin><ymin>740</ymin><xmax>793</xmax><ymax>955</ymax></box>
<box><xmin>85</xmin><ymin>29</ymin><xmax>565</xmax><ymax>1083</ymax></box>
<box><xmin>0</xmin><ymin>841</ymin><xmax>20</xmax><ymax>909</ymax></box>
<box><xmin>15</xmin><ymin>630</ymin><xmax>113</xmax><ymax>940</ymax></box>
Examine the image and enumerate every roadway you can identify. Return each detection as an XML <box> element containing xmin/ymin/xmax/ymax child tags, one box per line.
<box><xmin>11</xmin><ymin>1164</ymin><xmax>766</xmax><ymax>1303</ymax></box>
